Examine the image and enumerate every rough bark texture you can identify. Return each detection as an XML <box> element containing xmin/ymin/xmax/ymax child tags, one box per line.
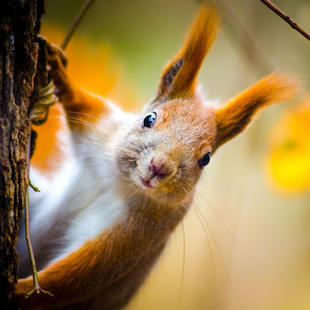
<box><xmin>0</xmin><ymin>1</ymin><xmax>44</xmax><ymax>308</ymax></box>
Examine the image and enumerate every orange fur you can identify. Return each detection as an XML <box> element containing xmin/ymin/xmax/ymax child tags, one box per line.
<box><xmin>31</xmin><ymin>90</ymin><xmax>109</xmax><ymax>173</ymax></box>
<box><xmin>62</xmin><ymin>87</ymin><xmax>111</xmax><ymax>131</ymax></box>
<box><xmin>16</xmin><ymin>204</ymin><xmax>187</xmax><ymax>309</ymax></box>
<box><xmin>154</xmin><ymin>5</ymin><xmax>219</xmax><ymax>101</ymax></box>
<box><xmin>215</xmin><ymin>73</ymin><xmax>297</xmax><ymax>149</ymax></box>
<box><xmin>47</xmin><ymin>43</ymin><xmax>111</xmax><ymax>131</ymax></box>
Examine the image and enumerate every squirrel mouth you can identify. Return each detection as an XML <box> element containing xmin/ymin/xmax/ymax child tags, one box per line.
<box><xmin>140</xmin><ymin>177</ymin><xmax>153</xmax><ymax>188</ymax></box>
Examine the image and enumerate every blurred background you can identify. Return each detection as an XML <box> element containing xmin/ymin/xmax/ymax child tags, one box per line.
<box><xmin>39</xmin><ymin>0</ymin><xmax>310</xmax><ymax>309</ymax></box>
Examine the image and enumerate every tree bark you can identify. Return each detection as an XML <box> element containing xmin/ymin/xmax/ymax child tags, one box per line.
<box><xmin>0</xmin><ymin>1</ymin><xmax>44</xmax><ymax>308</ymax></box>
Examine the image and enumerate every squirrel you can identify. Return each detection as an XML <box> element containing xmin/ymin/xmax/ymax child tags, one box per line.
<box><xmin>15</xmin><ymin>5</ymin><xmax>296</xmax><ymax>310</ymax></box>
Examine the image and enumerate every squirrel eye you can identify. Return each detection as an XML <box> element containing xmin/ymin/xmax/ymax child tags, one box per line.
<box><xmin>143</xmin><ymin>112</ymin><xmax>157</xmax><ymax>128</ymax></box>
<box><xmin>198</xmin><ymin>152</ymin><xmax>211</xmax><ymax>168</ymax></box>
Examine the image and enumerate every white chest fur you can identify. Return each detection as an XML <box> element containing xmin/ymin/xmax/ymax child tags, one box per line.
<box><xmin>18</xmin><ymin>105</ymin><xmax>136</xmax><ymax>272</ymax></box>
<box><xmin>26</xmin><ymin>151</ymin><xmax>125</xmax><ymax>263</ymax></box>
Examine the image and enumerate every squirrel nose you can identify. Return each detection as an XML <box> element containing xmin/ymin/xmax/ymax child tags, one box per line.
<box><xmin>149</xmin><ymin>158</ymin><xmax>170</xmax><ymax>179</ymax></box>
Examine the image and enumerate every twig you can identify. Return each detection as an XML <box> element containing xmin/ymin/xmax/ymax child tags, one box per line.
<box><xmin>29</xmin><ymin>180</ymin><xmax>40</xmax><ymax>192</ymax></box>
<box><xmin>24</xmin><ymin>186</ymin><xmax>40</xmax><ymax>294</ymax></box>
<box><xmin>61</xmin><ymin>0</ymin><xmax>96</xmax><ymax>50</ymax></box>
<box><xmin>25</xmin><ymin>134</ymin><xmax>39</xmax><ymax>292</ymax></box>
<box><xmin>25</xmin><ymin>135</ymin><xmax>53</xmax><ymax>297</ymax></box>
<box><xmin>260</xmin><ymin>0</ymin><xmax>310</xmax><ymax>41</ymax></box>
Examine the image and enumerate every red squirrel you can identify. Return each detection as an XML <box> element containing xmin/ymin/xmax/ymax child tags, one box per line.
<box><xmin>15</xmin><ymin>5</ymin><xmax>296</xmax><ymax>310</ymax></box>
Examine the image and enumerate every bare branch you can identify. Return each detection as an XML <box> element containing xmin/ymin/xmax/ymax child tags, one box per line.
<box><xmin>260</xmin><ymin>0</ymin><xmax>310</xmax><ymax>41</ymax></box>
<box><xmin>61</xmin><ymin>0</ymin><xmax>96</xmax><ymax>50</ymax></box>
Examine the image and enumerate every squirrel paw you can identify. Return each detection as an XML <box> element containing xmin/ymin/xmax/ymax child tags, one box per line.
<box><xmin>46</xmin><ymin>40</ymin><xmax>68</xmax><ymax>68</ymax></box>
<box><xmin>30</xmin><ymin>80</ymin><xmax>58</xmax><ymax>125</ymax></box>
<box><xmin>46</xmin><ymin>42</ymin><xmax>74</xmax><ymax>103</ymax></box>
<box><xmin>24</xmin><ymin>287</ymin><xmax>54</xmax><ymax>299</ymax></box>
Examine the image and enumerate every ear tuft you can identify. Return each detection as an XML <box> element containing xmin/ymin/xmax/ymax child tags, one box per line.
<box><xmin>214</xmin><ymin>73</ymin><xmax>298</xmax><ymax>149</ymax></box>
<box><xmin>154</xmin><ymin>5</ymin><xmax>220</xmax><ymax>103</ymax></box>
<box><xmin>159</xmin><ymin>58</ymin><xmax>184</xmax><ymax>99</ymax></box>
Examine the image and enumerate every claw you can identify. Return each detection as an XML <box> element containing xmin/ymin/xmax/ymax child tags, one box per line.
<box><xmin>25</xmin><ymin>287</ymin><xmax>54</xmax><ymax>299</ymax></box>
<box><xmin>46</xmin><ymin>42</ymin><xmax>67</xmax><ymax>67</ymax></box>
<box><xmin>39</xmin><ymin>35</ymin><xmax>68</xmax><ymax>67</ymax></box>
<box><xmin>30</xmin><ymin>80</ymin><xmax>58</xmax><ymax>125</ymax></box>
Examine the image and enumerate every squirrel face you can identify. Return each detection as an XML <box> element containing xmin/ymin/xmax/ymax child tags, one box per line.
<box><xmin>116</xmin><ymin>97</ymin><xmax>217</xmax><ymax>205</ymax></box>
<box><xmin>113</xmin><ymin>5</ymin><xmax>296</xmax><ymax>206</ymax></box>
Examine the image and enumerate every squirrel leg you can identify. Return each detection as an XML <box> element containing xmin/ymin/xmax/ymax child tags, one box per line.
<box><xmin>46</xmin><ymin>42</ymin><xmax>73</xmax><ymax>104</ymax></box>
<box><xmin>15</xmin><ymin>234</ymin><xmax>114</xmax><ymax>309</ymax></box>
<box><xmin>47</xmin><ymin>43</ymin><xmax>111</xmax><ymax>131</ymax></box>
<box><xmin>30</xmin><ymin>80</ymin><xmax>58</xmax><ymax>126</ymax></box>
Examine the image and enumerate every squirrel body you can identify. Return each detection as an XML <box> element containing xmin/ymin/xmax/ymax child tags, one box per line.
<box><xmin>18</xmin><ymin>100</ymin><xmax>129</xmax><ymax>274</ymax></box>
<box><xmin>15</xmin><ymin>6</ymin><xmax>296</xmax><ymax>309</ymax></box>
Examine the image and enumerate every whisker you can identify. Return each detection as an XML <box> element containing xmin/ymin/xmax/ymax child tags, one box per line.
<box><xmin>194</xmin><ymin>203</ymin><xmax>231</xmax><ymax>286</ymax></box>
<box><xmin>66</xmin><ymin>115</ymin><xmax>93</xmax><ymax>124</ymax></box>
<box><xmin>67</xmin><ymin>111</ymin><xmax>101</xmax><ymax>121</ymax></box>
<box><xmin>178</xmin><ymin>221</ymin><xmax>186</xmax><ymax>304</ymax></box>
<box><xmin>192</xmin><ymin>203</ymin><xmax>219</xmax><ymax>308</ymax></box>
<box><xmin>66</xmin><ymin>117</ymin><xmax>94</xmax><ymax>129</ymax></box>
<box><xmin>205</xmin><ymin>199</ymin><xmax>239</xmax><ymax>250</ymax></box>
<box><xmin>197</xmin><ymin>186</ymin><xmax>238</xmax><ymax>249</ymax></box>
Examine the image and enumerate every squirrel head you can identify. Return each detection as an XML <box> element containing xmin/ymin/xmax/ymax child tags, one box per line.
<box><xmin>116</xmin><ymin>5</ymin><xmax>296</xmax><ymax>205</ymax></box>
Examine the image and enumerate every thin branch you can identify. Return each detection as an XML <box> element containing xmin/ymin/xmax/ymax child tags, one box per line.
<box><xmin>25</xmin><ymin>133</ymin><xmax>39</xmax><ymax>292</ymax></box>
<box><xmin>61</xmin><ymin>0</ymin><xmax>96</xmax><ymax>50</ymax></box>
<box><xmin>24</xmin><ymin>186</ymin><xmax>40</xmax><ymax>294</ymax></box>
<box><xmin>29</xmin><ymin>180</ymin><xmax>40</xmax><ymax>192</ymax></box>
<box><xmin>25</xmin><ymin>136</ymin><xmax>53</xmax><ymax>297</ymax></box>
<box><xmin>260</xmin><ymin>0</ymin><xmax>310</xmax><ymax>41</ymax></box>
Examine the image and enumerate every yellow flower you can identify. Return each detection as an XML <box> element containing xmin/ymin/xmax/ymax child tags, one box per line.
<box><xmin>265</xmin><ymin>100</ymin><xmax>310</xmax><ymax>193</ymax></box>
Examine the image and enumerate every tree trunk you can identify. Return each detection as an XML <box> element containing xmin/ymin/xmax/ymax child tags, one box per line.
<box><xmin>0</xmin><ymin>1</ymin><xmax>44</xmax><ymax>308</ymax></box>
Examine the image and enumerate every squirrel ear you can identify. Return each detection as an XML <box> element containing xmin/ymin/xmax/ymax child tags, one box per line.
<box><xmin>214</xmin><ymin>74</ymin><xmax>297</xmax><ymax>150</ymax></box>
<box><xmin>152</xmin><ymin>5</ymin><xmax>219</xmax><ymax>104</ymax></box>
